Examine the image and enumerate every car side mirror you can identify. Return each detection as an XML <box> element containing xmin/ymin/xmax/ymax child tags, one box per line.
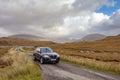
<box><xmin>37</xmin><ymin>51</ymin><xmax>41</xmax><ymax>53</ymax></box>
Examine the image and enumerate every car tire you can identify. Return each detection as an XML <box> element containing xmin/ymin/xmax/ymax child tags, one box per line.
<box><xmin>40</xmin><ymin>58</ymin><xmax>44</xmax><ymax>64</ymax></box>
<box><xmin>54</xmin><ymin>60</ymin><xmax>59</xmax><ymax>64</ymax></box>
<box><xmin>33</xmin><ymin>56</ymin><xmax>37</xmax><ymax>61</ymax></box>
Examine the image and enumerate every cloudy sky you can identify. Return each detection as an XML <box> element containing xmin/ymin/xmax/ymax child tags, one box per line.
<box><xmin>0</xmin><ymin>0</ymin><xmax>120</xmax><ymax>41</ymax></box>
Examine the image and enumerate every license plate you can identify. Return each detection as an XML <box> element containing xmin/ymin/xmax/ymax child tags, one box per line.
<box><xmin>51</xmin><ymin>59</ymin><xmax>56</xmax><ymax>61</ymax></box>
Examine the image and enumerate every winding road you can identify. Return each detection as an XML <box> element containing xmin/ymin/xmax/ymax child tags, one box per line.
<box><xmin>24</xmin><ymin>50</ymin><xmax>120</xmax><ymax>80</ymax></box>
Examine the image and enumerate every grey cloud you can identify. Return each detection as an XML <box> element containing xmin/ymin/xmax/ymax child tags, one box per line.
<box><xmin>0</xmin><ymin>0</ymin><xmax>119</xmax><ymax>42</ymax></box>
<box><xmin>92</xmin><ymin>9</ymin><xmax>120</xmax><ymax>31</ymax></box>
<box><xmin>88</xmin><ymin>9</ymin><xmax>120</xmax><ymax>36</ymax></box>
<box><xmin>72</xmin><ymin>0</ymin><xmax>106</xmax><ymax>11</ymax></box>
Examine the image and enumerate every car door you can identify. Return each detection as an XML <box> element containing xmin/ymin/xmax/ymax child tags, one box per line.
<box><xmin>36</xmin><ymin>48</ymin><xmax>41</xmax><ymax>60</ymax></box>
<box><xmin>34</xmin><ymin>49</ymin><xmax>38</xmax><ymax>58</ymax></box>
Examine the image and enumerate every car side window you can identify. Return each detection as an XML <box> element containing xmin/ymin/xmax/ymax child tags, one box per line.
<box><xmin>40</xmin><ymin>48</ymin><xmax>43</xmax><ymax>53</ymax></box>
<box><xmin>40</xmin><ymin>48</ymin><xmax>46</xmax><ymax>53</ymax></box>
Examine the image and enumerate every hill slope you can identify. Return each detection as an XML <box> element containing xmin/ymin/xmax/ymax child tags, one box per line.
<box><xmin>0</xmin><ymin>37</ymin><xmax>55</xmax><ymax>46</ymax></box>
<box><xmin>1</xmin><ymin>34</ymin><xmax>120</xmax><ymax>52</ymax></box>
<box><xmin>8</xmin><ymin>34</ymin><xmax>49</xmax><ymax>41</ymax></box>
<box><xmin>80</xmin><ymin>34</ymin><xmax>106</xmax><ymax>41</ymax></box>
<box><xmin>53</xmin><ymin>34</ymin><xmax>120</xmax><ymax>52</ymax></box>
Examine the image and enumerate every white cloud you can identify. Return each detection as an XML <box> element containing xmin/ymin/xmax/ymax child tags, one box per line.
<box><xmin>91</xmin><ymin>9</ymin><xmax>120</xmax><ymax>35</ymax></box>
<box><xmin>58</xmin><ymin>12</ymin><xmax>109</xmax><ymax>37</ymax></box>
<box><xmin>0</xmin><ymin>28</ymin><xmax>12</xmax><ymax>36</ymax></box>
<box><xmin>0</xmin><ymin>0</ymin><xmax>119</xmax><ymax>42</ymax></box>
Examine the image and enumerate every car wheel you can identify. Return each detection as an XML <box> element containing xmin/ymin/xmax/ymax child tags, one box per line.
<box><xmin>33</xmin><ymin>56</ymin><xmax>37</xmax><ymax>61</ymax></box>
<box><xmin>54</xmin><ymin>60</ymin><xmax>59</xmax><ymax>64</ymax></box>
<box><xmin>40</xmin><ymin>58</ymin><xmax>44</xmax><ymax>64</ymax></box>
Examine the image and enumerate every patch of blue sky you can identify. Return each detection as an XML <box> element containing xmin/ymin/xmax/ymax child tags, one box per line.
<box><xmin>96</xmin><ymin>0</ymin><xmax>120</xmax><ymax>15</ymax></box>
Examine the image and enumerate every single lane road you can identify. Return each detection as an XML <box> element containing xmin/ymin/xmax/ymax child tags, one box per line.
<box><xmin>37</xmin><ymin>62</ymin><xmax>120</xmax><ymax>80</ymax></box>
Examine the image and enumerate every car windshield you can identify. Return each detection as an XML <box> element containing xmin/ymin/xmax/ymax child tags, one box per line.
<box><xmin>40</xmin><ymin>48</ymin><xmax>53</xmax><ymax>53</ymax></box>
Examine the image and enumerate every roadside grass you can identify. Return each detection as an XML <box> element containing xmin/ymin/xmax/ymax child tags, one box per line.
<box><xmin>51</xmin><ymin>46</ymin><xmax>120</xmax><ymax>75</ymax></box>
<box><xmin>64</xmin><ymin>52</ymin><xmax>120</xmax><ymax>62</ymax></box>
<box><xmin>23</xmin><ymin>47</ymin><xmax>35</xmax><ymax>51</ymax></box>
<box><xmin>20</xmin><ymin>47</ymin><xmax>34</xmax><ymax>53</ymax></box>
<box><xmin>61</xmin><ymin>55</ymin><xmax>120</xmax><ymax>75</ymax></box>
<box><xmin>0</xmin><ymin>47</ymin><xmax>12</xmax><ymax>68</ymax></box>
<box><xmin>0</xmin><ymin>48</ymin><xmax>42</xmax><ymax>80</ymax></box>
<box><xmin>0</xmin><ymin>47</ymin><xmax>10</xmax><ymax>57</ymax></box>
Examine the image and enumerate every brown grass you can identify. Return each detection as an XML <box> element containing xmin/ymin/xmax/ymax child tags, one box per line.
<box><xmin>21</xmin><ymin>47</ymin><xmax>35</xmax><ymax>53</ymax></box>
<box><xmin>0</xmin><ymin>47</ymin><xmax>10</xmax><ymax>57</ymax></box>
<box><xmin>61</xmin><ymin>55</ymin><xmax>120</xmax><ymax>74</ymax></box>
<box><xmin>50</xmin><ymin>35</ymin><xmax>120</xmax><ymax>74</ymax></box>
<box><xmin>0</xmin><ymin>37</ymin><xmax>56</xmax><ymax>46</ymax></box>
<box><xmin>51</xmin><ymin>35</ymin><xmax>120</xmax><ymax>62</ymax></box>
<box><xmin>69</xmin><ymin>53</ymin><xmax>120</xmax><ymax>62</ymax></box>
<box><xmin>0</xmin><ymin>48</ymin><xmax>42</xmax><ymax>80</ymax></box>
<box><xmin>0</xmin><ymin>47</ymin><xmax>12</xmax><ymax>68</ymax></box>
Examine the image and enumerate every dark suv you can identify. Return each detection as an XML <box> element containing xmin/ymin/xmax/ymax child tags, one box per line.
<box><xmin>33</xmin><ymin>47</ymin><xmax>60</xmax><ymax>64</ymax></box>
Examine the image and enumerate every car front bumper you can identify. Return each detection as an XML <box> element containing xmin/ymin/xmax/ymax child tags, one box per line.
<box><xmin>42</xmin><ymin>57</ymin><xmax>60</xmax><ymax>63</ymax></box>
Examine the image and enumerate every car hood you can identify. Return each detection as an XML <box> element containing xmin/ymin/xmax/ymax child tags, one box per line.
<box><xmin>42</xmin><ymin>52</ymin><xmax>59</xmax><ymax>56</ymax></box>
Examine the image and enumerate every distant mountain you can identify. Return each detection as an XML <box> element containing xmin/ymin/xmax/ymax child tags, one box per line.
<box><xmin>61</xmin><ymin>34</ymin><xmax>120</xmax><ymax>54</ymax></box>
<box><xmin>0</xmin><ymin>37</ymin><xmax>55</xmax><ymax>46</ymax></box>
<box><xmin>118</xmin><ymin>34</ymin><xmax>120</xmax><ymax>36</ymax></box>
<box><xmin>80</xmin><ymin>34</ymin><xmax>106</xmax><ymax>41</ymax></box>
<box><xmin>8</xmin><ymin>34</ymin><xmax>50</xmax><ymax>41</ymax></box>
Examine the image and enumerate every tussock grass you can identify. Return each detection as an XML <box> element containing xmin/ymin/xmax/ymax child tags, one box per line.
<box><xmin>23</xmin><ymin>47</ymin><xmax>35</xmax><ymax>51</ymax></box>
<box><xmin>70</xmin><ymin>53</ymin><xmax>120</xmax><ymax>62</ymax></box>
<box><xmin>61</xmin><ymin>55</ymin><xmax>120</xmax><ymax>75</ymax></box>
<box><xmin>0</xmin><ymin>37</ymin><xmax>55</xmax><ymax>46</ymax></box>
<box><xmin>0</xmin><ymin>47</ymin><xmax>10</xmax><ymax>57</ymax></box>
<box><xmin>52</xmin><ymin>46</ymin><xmax>120</xmax><ymax>75</ymax></box>
<box><xmin>0</xmin><ymin>48</ymin><xmax>42</xmax><ymax>80</ymax></box>
<box><xmin>0</xmin><ymin>47</ymin><xmax>12</xmax><ymax>68</ymax></box>
<box><xmin>20</xmin><ymin>47</ymin><xmax>34</xmax><ymax>53</ymax></box>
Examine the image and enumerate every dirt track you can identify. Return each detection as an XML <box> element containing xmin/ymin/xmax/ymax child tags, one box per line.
<box><xmin>37</xmin><ymin>62</ymin><xmax>120</xmax><ymax>80</ymax></box>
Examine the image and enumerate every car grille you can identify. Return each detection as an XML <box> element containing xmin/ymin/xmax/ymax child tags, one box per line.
<box><xmin>50</xmin><ymin>55</ymin><xmax>57</xmax><ymax>59</ymax></box>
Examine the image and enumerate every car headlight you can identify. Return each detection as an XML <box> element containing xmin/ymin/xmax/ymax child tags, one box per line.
<box><xmin>57</xmin><ymin>54</ymin><xmax>60</xmax><ymax>57</ymax></box>
<box><xmin>43</xmin><ymin>55</ymin><xmax>49</xmax><ymax>58</ymax></box>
